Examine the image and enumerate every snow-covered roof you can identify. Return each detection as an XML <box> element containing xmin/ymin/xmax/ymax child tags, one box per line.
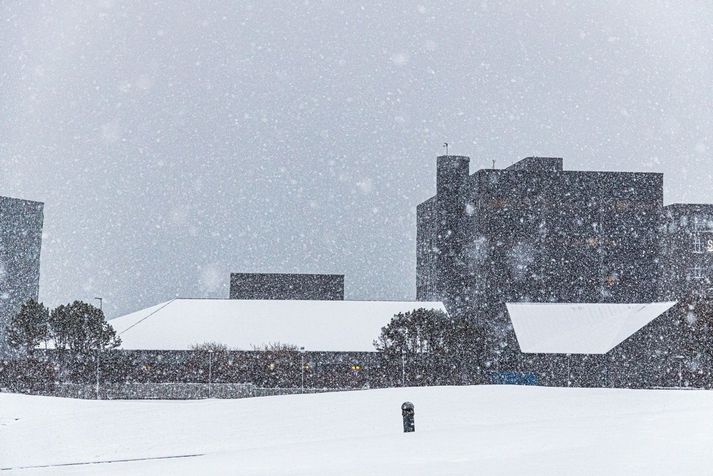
<box><xmin>506</xmin><ymin>301</ymin><xmax>677</xmax><ymax>354</ymax></box>
<box><xmin>110</xmin><ymin>299</ymin><xmax>446</xmax><ymax>352</ymax></box>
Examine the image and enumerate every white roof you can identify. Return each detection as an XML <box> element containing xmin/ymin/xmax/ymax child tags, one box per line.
<box><xmin>506</xmin><ymin>301</ymin><xmax>677</xmax><ymax>354</ymax></box>
<box><xmin>110</xmin><ymin>299</ymin><xmax>446</xmax><ymax>352</ymax></box>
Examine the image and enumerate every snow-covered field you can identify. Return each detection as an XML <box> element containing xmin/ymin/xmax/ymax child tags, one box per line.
<box><xmin>2</xmin><ymin>386</ymin><xmax>712</xmax><ymax>475</ymax></box>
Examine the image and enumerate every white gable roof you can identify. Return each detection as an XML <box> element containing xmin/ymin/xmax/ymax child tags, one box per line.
<box><xmin>110</xmin><ymin>299</ymin><xmax>446</xmax><ymax>352</ymax></box>
<box><xmin>506</xmin><ymin>301</ymin><xmax>677</xmax><ymax>354</ymax></box>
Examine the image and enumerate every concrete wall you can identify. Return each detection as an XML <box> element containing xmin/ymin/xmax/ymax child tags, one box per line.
<box><xmin>229</xmin><ymin>273</ymin><xmax>344</xmax><ymax>300</ymax></box>
<box><xmin>0</xmin><ymin>196</ymin><xmax>43</xmax><ymax>353</ymax></box>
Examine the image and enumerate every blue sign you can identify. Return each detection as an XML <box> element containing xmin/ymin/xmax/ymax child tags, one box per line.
<box><xmin>488</xmin><ymin>371</ymin><xmax>538</xmax><ymax>385</ymax></box>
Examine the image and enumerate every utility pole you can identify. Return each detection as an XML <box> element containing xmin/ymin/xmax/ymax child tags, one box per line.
<box><xmin>208</xmin><ymin>349</ymin><xmax>214</xmax><ymax>398</ymax></box>
<box><xmin>95</xmin><ymin>297</ymin><xmax>103</xmax><ymax>400</ymax></box>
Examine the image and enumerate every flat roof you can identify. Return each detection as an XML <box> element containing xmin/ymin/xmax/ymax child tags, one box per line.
<box><xmin>110</xmin><ymin>299</ymin><xmax>446</xmax><ymax>352</ymax></box>
<box><xmin>506</xmin><ymin>301</ymin><xmax>677</xmax><ymax>354</ymax></box>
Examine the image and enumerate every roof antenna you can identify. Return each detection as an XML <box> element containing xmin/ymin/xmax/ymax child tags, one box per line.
<box><xmin>492</xmin><ymin>159</ymin><xmax>496</xmax><ymax>169</ymax></box>
<box><xmin>443</xmin><ymin>142</ymin><xmax>449</xmax><ymax>156</ymax></box>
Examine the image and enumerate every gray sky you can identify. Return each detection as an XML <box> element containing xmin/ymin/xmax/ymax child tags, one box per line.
<box><xmin>1</xmin><ymin>1</ymin><xmax>712</xmax><ymax>317</ymax></box>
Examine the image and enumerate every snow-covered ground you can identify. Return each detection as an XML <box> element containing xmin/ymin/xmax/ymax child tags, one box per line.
<box><xmin>2</xmin><ymin>386</ymin><xmax>712</xmax><ymax>475</ymax></box>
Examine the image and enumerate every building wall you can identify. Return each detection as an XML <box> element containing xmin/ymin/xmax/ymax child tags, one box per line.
<box><xmin>659</xmin><ymin>204</ymin><xmax>713</xmax><ymax>299</ymax></box>
<box><xmin>435</xmin><ymin>156</ymin><xmax>471</xmax><ymax>314</ymax></box>
<box><xmin>417</xmin><ymin>156</ymin><xmax>662</xmax><ymax>317</ymax></box>
<box><xmin>229</xmin><ymin>273</ymin><xmax>344</xmax><ymax>300</ymax></box>
<box><xmin>470</xmin><ymin>168</ymin><xmax>661</xmax><ymax>308</ymax></box>
<box><xmin>416</xmin><ymin>197</ymin><xmax>438</xmax><ymax>300</ymax></box>
<box><xmin>0</xmin><ymin>196</ymin><xmax>44</xmax><ymax>351</ymax></box>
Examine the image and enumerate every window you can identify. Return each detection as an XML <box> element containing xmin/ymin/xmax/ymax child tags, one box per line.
<box><xmin>694</xmin><ymin>216</ymin><xmax>703</xmax><ymax>231</ymax></box>
<box><xmin>688</xmin><ymin>265</ymin><xmax>704</xmax><ymax>280</ymax></box>
<box><xmin>693</xmin><ymin>234</ymin><xmax>703</xmax><ymax>253</ymax></box>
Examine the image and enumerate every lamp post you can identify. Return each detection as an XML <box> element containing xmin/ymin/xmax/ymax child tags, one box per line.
<box><xmin>95</xmin><ymin>297</ymin><xmax>103</xmax><ymax>400</ymax></box>
<box><xmin>366</xmin><ymin>353</ymin><xmax>370</xmax><ymax>388</ymax></box>
<box><xmin>300</xmin><ymin>347</ymin><xmax>305</xmax><ymax>393</ymax></box>
<box><xmin>401</xmin><ymin>348</ymin><xmax>406</xmax><ymax>387</ymax></box>
<box><xmin>674</xmin><ymin>355</ymin><xmax>685</xmax><ymax>388</ymax></box>
<box><xmin>208</xmin><ymin>349</ymin><xmax>214</xmax><ymax>398</ymax></box>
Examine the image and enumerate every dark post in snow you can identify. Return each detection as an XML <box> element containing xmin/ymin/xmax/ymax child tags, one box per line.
<box><xmin>95</xmin><ymin>296</ymin><xmax>103</xmax><ymax>400</ymax></box>
<box><xmin>208</xmin><ymin>349</ymin><xmax>214</xmax><ymax>398</ymax></box>
<box><xmin>401</xmin><ymin>401</ymin><xmax>415</xmax><ymax>433</ymax></box>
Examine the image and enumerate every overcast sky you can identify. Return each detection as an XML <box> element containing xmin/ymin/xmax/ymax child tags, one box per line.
<box><xmin>1</xmin><ymin>1</ymin><xmax>712</xmax><ymax>317</ymax></box>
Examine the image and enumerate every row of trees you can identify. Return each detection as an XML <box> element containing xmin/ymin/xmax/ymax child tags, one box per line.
<box><xmin>7</xmin><ymin>299</ymin><xmax>121</xmax><ymax>355</ymax></box>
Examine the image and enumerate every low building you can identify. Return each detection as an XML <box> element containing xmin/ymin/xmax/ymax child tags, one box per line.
<box><xmin>504</xmin><ymin>300</ymin><xmax>699</xmax><ymax>388</ymax></box>
<box><xmin>229</xmin><ymin>273</ymin><xmax>344</xmax><ymax>300</ymax></box>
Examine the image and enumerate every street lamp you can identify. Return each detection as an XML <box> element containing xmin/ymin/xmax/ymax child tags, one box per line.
<box><xmin>365</xmin><ymin>353</ymin><xmax>370</xmax><ymax>389</ymax></box>
<box><xmin>674</xmin><ymin>355</ymin><xmax>685</xmax><ymax>388</ymax></box>
<box><xmin>401</xmin><ymin>348</ymin><xmax>406</xmax><ymax>387</ymax></box>
<box><xmin>208</xmin><ymin>349</ymin><xmax>214</xmax><ymax>398</ymax></box>
<box><xmin>300</xmin><ymin>347</ymin><xmax>305</xmax><ymax>393</ymax></box>
<box><xmin>95</xmin><ymin>297</ymin><xmax>103</xmax><ymax>400</ymax></box>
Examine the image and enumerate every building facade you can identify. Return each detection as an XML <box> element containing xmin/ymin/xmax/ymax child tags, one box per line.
<box><xmin>417</xmin><ymin>156</ymin><xmax>662</xmax><ymax>316</ymax></box>
<box><xmin>659</xmin><ymin>204</ymin><xmax>713</xmax><ymax>299</ymax></box>
<box><xmin>0</xmin><ymin>196</ymin><xmax>44</xmax><ymax>352</ymax></box>
<box><xmin>229</xmin><ymin>273</ymin><xmax>344</xmax><ymax>300</ymax></box>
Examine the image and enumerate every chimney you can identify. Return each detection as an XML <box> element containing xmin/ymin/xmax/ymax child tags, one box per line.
<box><xmin>436</xmin><ymin>155</ymin><xmax>470</xmax><ymax>197</ymax></box>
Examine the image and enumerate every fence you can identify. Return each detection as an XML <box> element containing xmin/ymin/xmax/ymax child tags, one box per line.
<box><xmin>0</xmin><ymin>349</ymin><xmax>486</xmax><ymax>398</ymax></box>
<box><xmin>30</xmin><ymin>383</ymin><xmax>356</xmax><ymax>400</ymax></box>
<box><xmin>1</xmin><ymin>348</ymin><xmax>708</xmax><ymax>400</ymax></box>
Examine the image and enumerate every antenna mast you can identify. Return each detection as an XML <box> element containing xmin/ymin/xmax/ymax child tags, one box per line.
<box><xmin>443</xmin><ymin>142</ymin><xmax>449</xmax><ymax>156</ymax></box>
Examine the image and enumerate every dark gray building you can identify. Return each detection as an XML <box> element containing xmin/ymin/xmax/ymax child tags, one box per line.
<box><xmin>417</xmin><ymin>155</ymin><xmax>662</xmax><ymax>316</ymax></box>
<box><xmin>0</xmin><ymin>196</ymin><xmax>44</xmax><ymax>352</ymax></box>
<box><xmin>659</xmin><ymin>204</ymin><xmax>713</xmax><ymax>300</ymax></box>
<box><xmin>229</xmin><ymin>273</ymin><xmax>344</xmax><ymax>300</ymax></box>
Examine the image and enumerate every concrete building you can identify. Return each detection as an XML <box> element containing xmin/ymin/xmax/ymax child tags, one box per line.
<box><xmin>659</xmin><ymin>204</ymin><xmax>713</xmax><ymax>300</ymax></box>
<box><xmin>229</xmin><ymin>273</ymin><xmax>344</xmax><ymax>300</ymax></box>
<box><xmin>417</xmin><ymin>156</ymin><xmax>662</xmax><ymax>316</ymax></box>
<box><xmin>0</xmin><ymin>196</ymin><xmax>44</xmax><ymax>351</ymax></box>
